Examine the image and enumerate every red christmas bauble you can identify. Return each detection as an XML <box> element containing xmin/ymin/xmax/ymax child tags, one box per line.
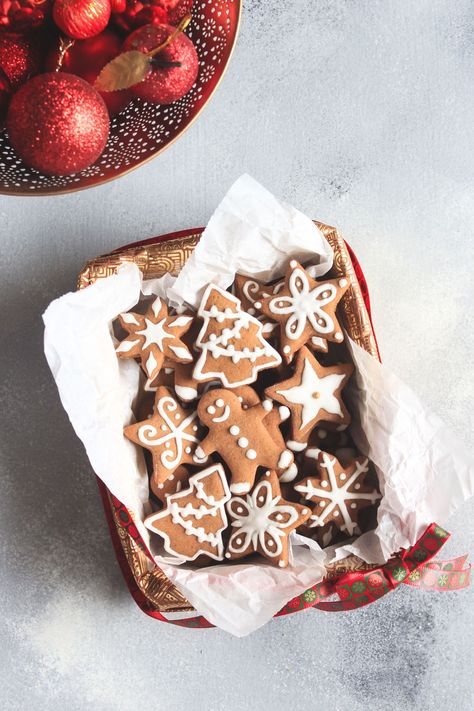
<box><xmin>0</xmin><ymin>67</ymin><xmax>11</xmax><ymax>121</ymax></box>
<box><xmin>53</xmin><ymin>0</ymin><xmax>111</xmax><ymax>39</ymax></box>
<box><xmin>45</xmin><ymin>30</ymin><xmax>133</xmax><ymax>115</ymax></box>
<box><xmin>7</xmin><ymin>72</ymin><xmax>110</xmax><ymax>175</ymax></box>
<box><xmin>112</xmin><ymin>0</ymin><xmax>192</xmax><ymax>32</ymax></box>
<box><xmin>0</xmin><ymin>34</ymin><xmax>42</xmax><ymax>89</ymax></box>
<box><xmin>123</xmin><ymin>23</ymin><xmax>198</xmax><ymax>104</ymax></box>
<box><xmin>0</xmin><ymin>0</ymin><xmax>53</xmax><ymax>34</ymax></box>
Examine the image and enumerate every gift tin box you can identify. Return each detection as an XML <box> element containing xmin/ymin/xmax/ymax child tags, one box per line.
<box><xmin>76</xmin><ymin>223</ymin><xmax>468</xmax><ymax>627</ymax></box>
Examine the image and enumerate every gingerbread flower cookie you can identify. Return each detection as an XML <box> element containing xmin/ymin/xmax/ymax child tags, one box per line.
<box><xmin>265</xmin><ymin>346</ymin><xmax>353</xmax><ymax>445</ymax></box>
<box><xmin>256</xmin><ymin>260</ymin><xmax>350</xmax><ymax>363</ymax></box>
<box><xmin>124</xmin><ymin>386</ymin><xmax>207</xmax><ymax>490</ymax></box>
<box><xmin>144</xmin><ymin>464</ymin><xmax>231</xmax><ymax>562</ymax></box>
<box><xmin>116</xmin><ymin>297</ymin><xmax>193</xmax><ymax>381</ymax></box>
<box><xmin>193</xmin><ymin>284</ymin><xmax>281</xmax><ymax>388</ymax></box>
<box><xmin>294</xmin><ymin>451</ymin><xmax>381</xmax><ymax>536</ymax></box>
<box><xmin>196</xmin><ymin>389</ymin><xmax>294</xmax><ymax>494</ymax></box>
<box><xmin>234</xmin><ymin>274</ymin><xmax>285</xmax><ymax>337</ymax></box>
<box><xmin>225</xmin><ymin>470</ymin><xmax>311</xmax><ymax>567</ymax></box>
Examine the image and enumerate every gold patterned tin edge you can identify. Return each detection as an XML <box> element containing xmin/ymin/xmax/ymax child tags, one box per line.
<box><xmin>78</xmin><ymin>224</ymin><xmax>380</xmax><ymax>612</ymax></box>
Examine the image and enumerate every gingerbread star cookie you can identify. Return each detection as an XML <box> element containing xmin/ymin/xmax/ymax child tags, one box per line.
<box><xmin>144</xmin><ymin>464</ymin><xmax>231</xmax><ymax>562</ymax></box>
<box><xmin>294</xmin><ymin>451</ymin><xmax>381</xmax><ymax>536</ymax></box>
<box><xmin>193</xmin><ymin>284</ymin><xmax>282</xmax><ymax>388</ymax></box>
<box><xmin>116</xmin><ymin>297</ymin><xmax>194</xmax><ymax>381</ymax></box>
<box><xmin>265</xmin><ymin>346</ymin><xmax>353</xmax><ymax>445</ymax></box>
<box><xmin>196</xmin><ymin>389</ymin><xmax>294</xmax><ymax>494</ymax></box>
<box><xmin>124</xmin><ymin>386</ymin><xmax>207</xmax><ymax>490</ymax></box>
<box><xmin>225</xmin><ymin>470</ymin><xmax>311</xmax><ymax>567</ymax></box>
<box><xmin>256</xmin><ymin>260</ymin><xmax>350</xmax><ymax>363</ymax></box>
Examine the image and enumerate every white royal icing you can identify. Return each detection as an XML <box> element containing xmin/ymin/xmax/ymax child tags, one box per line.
<box><xmin>193</xmin><ymin>284</ymin><xmax>281</xmax><ymax>388</ymax></box>
<box><xmin>168</xmin><ymin>344</ymin><xmax>192</xmax><ymax>361</ymax></box>
<box><xmin>175</xmin><ymin>384</ymin><xmax>198</xmax><ymax>401</ymax></box>
<box><xmin>268</xmin><ymin>265</ymin><xmax>341</xmax><ymax>340</ymax></box>
<box><xmin>276</xmin><ymin>357</ymin><xmax>346</xmax><ymax>430</ymax></box>
<box><xmin>116</xmin><ymin>338</ymin><xmax>140</xmax><ymax>353</ymax></box>
<box><xmin>287</xmin><ymin>440</ymin><xmax>306</xmax><ymax>452</ymax></box>
<box><xmin>120</xmin><ymin>312</ymin><xmax>140</xmax><ymax>326</ymax></box>
<box><xmin>294</xmin><ymin>453</ymin><xmax>380</xmax><ymax>535</ymax></box>
<box><xmin>144</xmin><ymin>464</ymin><xmax>231</xmax><ymax>561</ymax></box>
<box><xmin>136</xmin><ymin>395</ymin><xmax>200</xmax><ymax>470</ymax></box>
<box><xmin>226</xmin><ymin>478</ymin><xmax>300</xmax><ymax>559</ymax></box>
<box><xmin>136</xmin><ymin>317</ymin><xmax>173</xmax><ymax>351</ymax></box>
<box><xmin>279</xmin><ymin>462</ymin><xmax>298</xmax><ymax>483</ymax></box>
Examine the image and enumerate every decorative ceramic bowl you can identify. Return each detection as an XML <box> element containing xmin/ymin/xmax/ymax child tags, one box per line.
<box><xmin>0</xmin><ymin>0</ymin><xmax>241</xmax><ymax>196</ymax></box>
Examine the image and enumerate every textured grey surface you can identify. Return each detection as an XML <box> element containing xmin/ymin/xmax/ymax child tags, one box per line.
<box><xmin>1</xmin><ymin>1</ymin><xmax>474</xmax><ymax>709</ymax></box>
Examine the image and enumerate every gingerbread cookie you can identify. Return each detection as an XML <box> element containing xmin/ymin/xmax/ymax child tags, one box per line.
<box><xmin>150</xmin><ymin>464</ymin><xmax>192</xmax><ymax>503</ymax></box>
<box><xmin>144</xmin><ymin>463</ymin><xmax>231</xmax><ymax>562</ymax></box>
<box><xmin>193</xmin><ymin>284</ymin><xmax>281</xmax><ymax>388</ymax></box>
<box><xmin>234</xmin><ymin>274</ymin><xmax>285</xmax><ymax>337</ymax></box>
<box><xmin>116</xmin><ymin>297</ymin><xmax>193</xmax><ymax>381</ymax></box>
<box><xmin>124</xmin><ymin>386</ymin><xmax>207</xmax><ymax>490</ymax></box>
<box><xmin>265</xmin><ymin>346</ymin><xmax>353</xmax><ymax>445</ymax></box>
<box><xmin>304</xmin><ymin>426</ymin><xmax>356</xmax><ymax>469</ymax></box>
<box><xmin>196</xmin><ymin>389</ymin><xmax>294</xmax><ymax>494</ymax></box>
<box><xmin>225</xmin><ymin>470</ymin><xmax>311</xmax><ymax>567</ymax></box>
<box><xmin>294</xmin><ymin>451</ymin><xmax>380</xmax><ymax>536</ymax></box>
<box><xmin>256</xmin><ymin>260</ymin><xmax>350</xmax><ymax>363</ymax></box>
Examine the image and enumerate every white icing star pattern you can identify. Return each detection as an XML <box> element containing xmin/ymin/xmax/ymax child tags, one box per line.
<box><xmin>295</xmin><ymin>453</ymin><xmax>380</xmax><ymax>535</ymax></box>
<box><xmin>277</xmin><ymin>357</ymin><xmax>345</xmax><ymax>429</ymax></box>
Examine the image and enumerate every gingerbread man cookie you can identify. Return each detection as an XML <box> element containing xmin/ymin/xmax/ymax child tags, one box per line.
<box><xmin>124</xmin><ymin>386</ymin><xmax>207</xmax><ymax>490</ymax></box>
<box><xmin>116</xmin><ymin>297</ymin><xmax>194</xmax><ymax>381</ymax></box>
<box><xmin>193</xmin><ymin>284</ymin><xmax>281</xmax><ymax>388</ymax></box>
<box><xmin>196</xmin><ymin>389</ymin><xmax>294</xmax><ymax>494</ymax></box>
<box><xmin>256</xmin><ymin>260</ymin><xmax>350</xmax><ymax>363</ymax></box>
<box><xmin>225</xmin><ymin>470</ymin><xmax>311</xmax><ymax>567</ymax></box>
<box><xmin>294</xmin><ymin>451</ymin><xmax>380</xmax><ymax>536</ymax></box>
<box><xmin>265</xmin><ymin>346</ymin><xmax>353</xmax><ymax>445</ymax></box>
<box><xmin>144</xmin><ymin>464</ymin><xmax>231</xmax><ymax>562</ymax></box>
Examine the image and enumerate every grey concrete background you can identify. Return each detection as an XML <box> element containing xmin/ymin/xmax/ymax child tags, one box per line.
<box><xmin>1</xmin><ymin>1</ymin><xmax>473</xmax><ymax>709</ymax></box>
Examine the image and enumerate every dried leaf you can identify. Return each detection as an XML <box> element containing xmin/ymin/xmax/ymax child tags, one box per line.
<box><xmin>94</xmin><ymin>51</ymin><xmax>151</xmax><ymax>92</ymax></box>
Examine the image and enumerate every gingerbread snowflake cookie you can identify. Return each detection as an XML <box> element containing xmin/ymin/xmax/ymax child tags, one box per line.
<box><xmin>196</xmin><ymin>389</ymin><xmax>295</xmax><ymax>494</ymax></box>
<box><xmin>256</xmin><ymin>260</ymin><xmax>350</xmax><ymax>363</ymax></box>
<box><xmin>144</xmin><ymin>464</ymin><xmax>231</xmax><ymax>562</ymax></box>
<box><xmin>193</xmin><ymin>284</ymin><xmax>281</xmax><ymax>388</ymax></box>
<box><xmin>265</xmin><ymin>346</ymin><xmax>353</xmax><ymax>445</ymax></box>
<box><xmin>116</xmin><ymin>297</ymin><xmax>194</xmax><ymax>381</ymax></box>
<box><xmin>225</xmin><ymin>470</ymin><xmax>311</xmax><ymax>567</ymax></box>
<box><xmin>124</xmin><ymin>386</ymin><xmax>207</xmax><ymax>491</ymax></box>
<box><xmin>294</xmin><ymin>451</ymin><xmax>380</xmax><ymax>536</ymax></box>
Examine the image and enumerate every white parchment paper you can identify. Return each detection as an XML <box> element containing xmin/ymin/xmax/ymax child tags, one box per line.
<box><xmin>43</xmin><ymin>175</ymin><xmax>474</xmax><ymax>636</ymax></box>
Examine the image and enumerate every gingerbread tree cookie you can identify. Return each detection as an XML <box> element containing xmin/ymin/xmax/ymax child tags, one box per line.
<box><xmin>196</xmin><ymin>389</ymin><xmax>295</xmax><ymax>494</ymax></box>
<box><xmin>256</xmin><ymin>260</ymin><xmax>350</xmax><ymax>363</ymax></box>
<box><xmin>294</xmin><ymin>451</ymin><xmax>381</xmax><ymax>535</ymax></box>
<box><xmin>193</xmin><ymin>284</ymin><xmax>281</xmax><ymax>388</ymax></box>
<box><xmin>124</xmin><ymin>386</ymin><xmax>207</xmax><ymax>490</ymax></box>
<box><xmin>144</xmin><ymin>464</ymin><xmax>231</xmax><ymax>562</ymax></box>
<box><xmin>225</xmin><ymin>470</ymin><xmax>311</xmax><ymax>567</ymax></box>
<box><xmin>116</xmin><ymin>297</ymin><xmax>194</xmax><ymax>381</ymax></box>
<box><xmin>265</xmin><ymin>346</ymin><xmax>353</xmax><ymax>445</ymax></box>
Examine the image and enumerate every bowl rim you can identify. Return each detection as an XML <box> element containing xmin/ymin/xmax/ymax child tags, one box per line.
<box><xmin>0</xmin><ymin>1</ymin><xmax>242</xmax><ymax>198</ymax></box>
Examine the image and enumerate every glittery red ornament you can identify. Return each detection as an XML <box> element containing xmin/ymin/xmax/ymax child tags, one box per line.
<box><xmin>53</xmin><ymin>0</ymin><xmax>111</xmax><ymax>39</ymax></box>
<box><xmin>112</xmin><ymin>0</ymin><xmax>192</xmax><ymax>32</ymax></box>
<box><xmin>0</xmin><ymin>34</ymin><xmax>42</xmax><ymax>89</ymax></box>
<box><xmin>123</xmin><ymin>23</ymin><xmax>198</xmax><ymax>104</ymax></box>
<box><xmin>0</xmin><ymin>0</ymin><xmax>53</xmax><ymax>34</ymax></box>
<box><xmin>7</xmin><ymin>72</ymin><xmax>110</xmax><ymax>175</ymax></box>
<box><xmin>0</xmin><ymin>67</ymin><xmax>11</xmax><ymax>121</ymax></box>
<box><xmin>45</xmin><ymin>30</ymin><xmax>133</xmax><ymax>115</ymax></box>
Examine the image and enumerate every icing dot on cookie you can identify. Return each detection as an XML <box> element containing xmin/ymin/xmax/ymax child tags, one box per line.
<box><xmin>207</xmin><ymin>406</ymin><xmax>216</xmax><ymax>414</ymax></box>
<box><xmin>216</xmin><ymin>398</ymin><xmax>225</xmax><ymax>407</ymax></box>
<box><xmin>248</xmin><ymin>307</ymin><xmax>256</xmax><ymax>315</ymax></box>
<box><xmin>322</xmin><ymin>291</ymin><xmax>330</xmax><ymax>298</ymax></box>
<box><xmin>290</xmin><ymin>260</ymin><xmax>297</xmax><ymax>268</ymax></box>
<box><xmin>321</xmin><ymin>481</ymin><xmax>328</xmax><ymax>488</ymax></box>
<box><xmin>175</xmin><ymin>413</ymin><xmax>181</xmax><ymax>420</ymax></box>
<box><xmin>340</xmin><ymin>473</ymin><xmax>347</xmax><ymax>481</ymax></box>
<box><xmin>225</xmin><ymin>553</ymin><xmax>231</xmax><ymax>558</ymax></box>
<box><xmin>236</xmin><ymin>506</ymin><xmax>244</xmax><ymax>514</ymax></box>
<box><xmin>268</xmin><ymin>540</ymin><xmax>274</xmax><ymax>547</ymax></box>
<box><xmin>235</xmin><ymin>537</ymin><xmax>243</xmax><ymax>545</ymax></box>
<box><xmin>334</xmin><ymin>510</ymin><xmax>339</xmax><ymax>516</ymax></box>
<box><xmin>262</xmin><ymin>399</ymin><xmax>273</xmax><ymax>412</ymax></box>
<box><xmin>238</xmin><ymin>437</ymin><xmax>249</xmax><ymax>448</ymax></box>
<box><xmin>169</xmin><ymin>475</ymin><xmax>174</xmax><ymax>481</ymax></box>
<box><xmin>165</xmin><ymin>442</ymin><xmax>170</xmax><ymax>449</ymax></box>
<box><xmin>254</xmin><ymin>301</ymin><xmax>262</xmax><ymax>309</ymax></box>
<box><xmin>283</xmin><ymin>345</ymin><xmax>291</xmax><ymax>354</ymax></box>
<box><xmin>238</xmin><ymin>396</ymin><xmax>243</xmax><ymax>402</ymax></box>
<box><xmin>319</xmin><ymin>501</ymin><xmax>326</xmax><ymax>507</ymax></box>
<box><xmin>302</xmin><ymin>508</ymin><xmax>309</xmax><ymax>515</ymax></box>
<box><xmin>265</xmin><ymin>470</ymin><xmax>271</xmax><ymax>477</ymax></box>
<box><xmin>278</xmin><ymin>560</ymin><xmax>285</xmax><ymax>567</ymax></box>
<box><xmin>355</xmin><ymin>483</ymin><xmax>361</xmax><ymax>490</ymax></box>
<box><xmin>339</xmin><ymin>278</ymin><xmax>348</xmax><ymax>288</ymax></box>
<box><xmin>246</xmin><ymin>449</ymin><xmax>257</xmax><ymax>460</ymax></box>
<box><xmin>161</xmin><ymin>425</ymin><xmax>168</xmax><ymax>431</ymax></box>
<box><xmin>209</xmin><ymin>333</ymin><xmax>217</xmax><ymax>341</ymax></box>
<box><xmin>276</xmin><ymin>513</ymin><xmax>283</xmax><ymax>521</ymax></box>
<box><xmin>192</xmin><ymin>425</ymin><xmax>198</xmax><ymax>432</ymax></box>
<box><xmin>185</xmin><ymin>447</ymin><xmax>191</xmax><ymax>454</ymax></box>
<box><xmin>317</xmin><ymin>318</ymin><xmax>325</xmax><ymax>326</ymax></box>
<box><xmin>318</xmin><ymin>429</ymin><xmax>327</xmax><ymax>439</ymax></box>
<box><xmin>258</xmin><ymin>496</ymin><xmax>265</xmax><ymax>503</ymax></box>
<box><xmin>229</xmin><ymin>425</ymin><xmax>240</xmax><ymax>436</ymax></box>
<box><xmin>335</xmin><ymin>332</ymin><xmax>343</xmax><ymax>341</ymax></box>
<box><xmin>158</xmin><ymin>483</ymin><xmax>164</xmax><ymax>489</ymax></box>
<box><xmin>351</xmin><ymin>503</ymin><xmax>357</xmax><ymax>509</ymax></box>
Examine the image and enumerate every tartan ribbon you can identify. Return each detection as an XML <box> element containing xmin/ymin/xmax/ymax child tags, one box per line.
<box><xmin>109</xmin><ymin>494</ymin><xmax>470</xmax><ymax>627</ymax></box>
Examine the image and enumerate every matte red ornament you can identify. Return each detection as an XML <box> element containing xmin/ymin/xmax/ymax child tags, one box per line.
<box><xmin>0</xmin><ymin>0</ymin><xmax>53</xmax><ymax>34</ymax></box>
<box><xmin>7</xmin><ymin>72</ymin><xmax>110</xmax><ymax>175</ymax></box>
<box><xmin>0</xmin><ymin>34</ymin><xmax>42</xmax><ymax>89</ymax></box>
<box><xmin>123</xmin><ymin>23</ymin><xmax>198</xmax><ymax>104</ymax></box>
<box><xmin>53</xmin><ymin>0</ymin><xmax>111</xmax><ymax>39</ymax></box>
<box><xmin>45</xmin><ymin>30</ymin><xmax>133</xmax><ymax>115</ymax></box>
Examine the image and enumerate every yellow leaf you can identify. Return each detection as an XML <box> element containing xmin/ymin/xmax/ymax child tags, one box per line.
<box><xmin>95</xmin><ymin>51</ymin><xmax>151</xmax><ymax>92</ymax></box>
